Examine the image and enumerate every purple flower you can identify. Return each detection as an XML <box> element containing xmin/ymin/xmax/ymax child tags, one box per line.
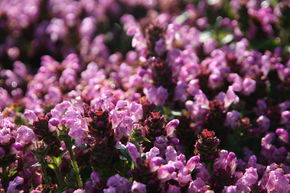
<box><xmin>186</xmin><ymin>156</ymin><xmax>200</xmax><ymax>171</ymax></box>
<box><xmin>222</xmin><ymin>186</ymin><xmax>237</xmax><ymax>193</ymax></box>
<box><xmin>0</xmin><ymin>127</ymin><xmax>13</xmax><ymax>145</ymax></box>
<box><xmin>131</xmin><ymin>181</ymin><xmax>146</xmax><ymax>193</ymax></box>
<box><xmin>225</xmin><ymin>110</ymin><xmax>240</xmax><ymax>128</ymax></box>
<box><xmin>7</xmin><ymin>176</ymin><xmax>24</xmax><ymax>193</ymax></box>
<box><xmin>107</xmin><ymin>174</ymin><xmax>131</xmax><ymax>193</ymax></box>
<box><xmin>275</xmin><ymin>128</ymin><xmax>288</xmax><ymax>144</ymax></box>
<box><xmin>73</xmin><ymin>189</ymin><xmax>86</xmax><ymax>193</ymax></box>
<box><xmin>194</xmin><ymin>89</ymin><xmax>209</xmax><ymax>109</ymax></box>
<box><xmin>146</xmin><ymin>147</ymin><xmax>160</xmax><ymax>160</ymax></box>
<box><xmin>256</xmin><ymin>115</ymin><xmax>270</xmax><ymax>132</ymax></box>
<box><xmin>24</xmin><ymin>109</ymin><xmax>37</xmax><ymax>124</ymax></box>
<box><xmin>154</xmin><ymin>38</ymin><xmax>166</xmax><ymax>56</ymax></box>
<box><xmin>50</xmin><ymin>101</ymin><xmax>88</xmax><ymax>145</ymax></box>
<box><xmin>174</xmin><ymin>83</ymin><xmax>187</xmax><ymax>102</ymax></box>
<box><xmin>224</xmin><ymin>86</ymin><xmax>239</xmax><ymax>108</ymax></box>
<box><xmin>167</xmin><ymin>184</ymin><xmax>181</xmax><ymax>193</ymax></box>
<box><xmin>145</xmin><ymin>86</ymin><xmax>168</xmax><ymax>106</ymax></box>
<box><xmin>242</xmin><ymin>77</ymin><xmax>256</xmax><ymax>96</ymax></box>
<box><xmin>149</xmin><ymin>156</ymin><xmax>164</xmax><ymax>172</ymax></box>
<box><xmin>236</xmin><ymin>167</ymin><xmax>258</xmax><ymax>192</ymax></box>
<box><xmin>208</xmin><ymin>72</ymin><xmax>223</xmax><ymax>89</ymax></box>
<box><xmin>165</xmin><ymin>119</ymin><xmax>179</xmax><ymax>137</ymax></box>
<box><xmin>104</xmin><ymin>187</ymin><xmax>117</xmax><ymax>193</ymax></box>
<box><xmin>16</xmin><ymin>126</ymin><xmax>35</xmax><ymax>145</ymax></box>
<box><xmin>188</xmin><ymin>178</ymin><xmax>211</xmax><ymax>193</ymax></box>
<box><xmin>214</xmin><ymin>150</ymin><xmax>237</xmax><ymax>176</ymax></box>
<box><xmin>157</xmin><ymin>165</ymin><xmax>175</xmax><ymax>181</ymax></box>
<box><xmin>165</xmin><ymin>146</ymin><xmax>177</xmax><ymax>161</ymax></box>
<box><xmin>154</xmin><ymin>136</ymin><xmax>168</xmax><ymax>151</ymax></box>
<box><xmin>91</xmin><ymin>171</ymin><xmax>100</xmax><ymax>186</ymax></box>
<box><xmin>265</xmin><ymin>168</ymin><xmax>289</xmax><ymax>193</ymax></box>
<box><xmin>126</xmin><ymin>142</ymin><xmax>141</xmax><ymax>164</ymax></box>
<box><xmin>47</xmin><ymin>18</ymin><xmax>68</xmax><ymax>42</ymax></box>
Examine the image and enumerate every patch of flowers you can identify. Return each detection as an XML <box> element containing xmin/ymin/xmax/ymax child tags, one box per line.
<box><xmin>0</xmin><ymin>0</ymin><xmax>289</xmax><ymax>192</ymax></box>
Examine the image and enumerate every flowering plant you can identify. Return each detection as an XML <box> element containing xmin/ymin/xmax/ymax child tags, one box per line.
<box><xmin>0</xmin><ymin>0</ymin><xmax>289</xmax><ymax>192</ymax></box>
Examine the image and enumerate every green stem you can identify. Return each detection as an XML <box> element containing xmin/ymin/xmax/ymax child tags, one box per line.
<box><xmin>51</xmin><ymin>157</ymin><xmax>65</xmax><ymax>187</ymax></box>
<box><xmin>64</xmin><ymin>137</ymin><xmax>83</xmax><ymax>188</ymax></box>
<box><xmin>1</xmin><ymin>167</ymin><xmax>8</xmax><ymax>190</ymax></box>
<box><xmin>36</xmin><ymin>154</ymin><xmax>50</xmax><ymax>185</ymax></box>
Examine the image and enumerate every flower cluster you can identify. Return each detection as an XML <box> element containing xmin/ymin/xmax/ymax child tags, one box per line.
<box><xmin>0</xmin><ymin>0</ymin><xmax>290</xmax><ymax>192</ymax></box>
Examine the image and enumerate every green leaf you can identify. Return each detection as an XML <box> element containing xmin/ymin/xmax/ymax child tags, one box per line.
<box><xmin>51</xmin><ymin>156</ymin><xmax>62</xmax><ymax>167</ymax></box>
<box><xmin>116</xmin><ymin>146</ymin><xmax>132</xmax><ymax>162</ymax></box>
<box><xmin>8</xmin><ymin>168</ymin><xmax>17</xmax><ymax>178</ymax></box>
<box><xmin>30</xmin><ymin>162</ymin><xmax>41</xmax><ymax>167</ymax></box>
<box><xmin>48</xmin><ymin>163</ymin><xmax>56</xmax><ymax>170</ymax></box>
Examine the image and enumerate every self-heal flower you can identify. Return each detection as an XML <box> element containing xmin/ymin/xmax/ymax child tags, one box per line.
<box><xmin>194</xmin><ymin>129</ymin><xmax>220</xmax><ymax>162</ymax></box>
<box><xmin>24</xmin><ymin>109</ymin><xmax>37</xmax><ymax>124</ymax></box>
<box><xmin>16</xmin><ymin>126</ymin><xmax>35</xmax><ymax>145</ymax></box>
<box><xmin>242</xmin><ymin>77</ymin><xmax>256</xmax><ymax>96</ymax></box>
<box><xmin>186</xmin><ymin>155</ymin><xmax>200</xmax><ymax>171</ymax></box>
<box><xmin>0</xmin><ymin>127</ymin><xmax>13</xmax><ymax>145</ymax></box>
<box><xmin>222</xmin><ymin>186</ymin><xmax>237</xmax><ymax>193</ymax></box>
<box><xmin>275</xmin><ymin>128</ymin><xmax>288</xmax><ymax>144</ymax></box>
<box><xmin>236</xmin><ymin>167</ymin><xmax>258</xmax><ymax>192</ymax></box>
<box><xmin>225</xmin><ymin>110</ymin><xmax>240</xmax><ymax>128</ymax></box>
<box><xmin>165</xmin><ymin>146</ymin><xmax>177</xmax><ymax>161</ymax></box>
<box><xmin>106</xmin><ymin>174</ymin><xmax>131</xmax><ymax>193</ymax></box>
<box><xmin>145</xmin><ymin>86</ymin><xmax>168</xmax><ymax>106</ymax></box>
<box><xmin>50</xmin><ymin>101</ymin><xmax>88</xmax><ymax>145</ymax></box>
<box><xmin>73</xmin><ymin>189</ymin><xmax>86</xmax><ymax>193</ymax></box>
<box><xmin>149</xmin><ymin>156</ymin><xmax>164</xmax><ymax>172</ymax></box>
<box><xmin>126</xmin><ymin>142</ymin><xmax>141</xmax><ymax>164</ymax></box>
<box><xmin>157</xmin><ymin>165</ymin><xmax>175</xmax><ymax>180</ymax></box>
<box><xmin>167</xmin><ymin>184</ymin><xmax>181</xmax><ymax>193</ymax></box>
<box><xmin>104</xmin><ymin>187</ymin><xmax>117</xmax><ymax>193</ymax></box>
<box><xmin>265</xmin><ymin>168</ymin><xmax>289</xmax><ymax>193</ymax></box>
<box><xmin>256</xmin><ymin>115</ymin><xmax>270</xmax><ymax>132</ymax></box>
<box><xmin>131</xmin><ymin>181</ymin><xmax>147</xmax><ymax>193</ymax></box>
<box><xmin>7</xmin><ymin>176</ymin><xmax>24</xmax><ymax>193</ymax></box>
<box><xmin>165</xmin><ymin>119</ymin><xmax>179</xmax><ymax>137</ymax></box>
<box><xmin>188</xmin><ymin>178</ymin><xmax>211</xmax><ymax>193</ymax></box>
<box><xmin>224</xmin><ymin>86</ymin><xmax>239</xmax><ymax>108</ymax></box>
